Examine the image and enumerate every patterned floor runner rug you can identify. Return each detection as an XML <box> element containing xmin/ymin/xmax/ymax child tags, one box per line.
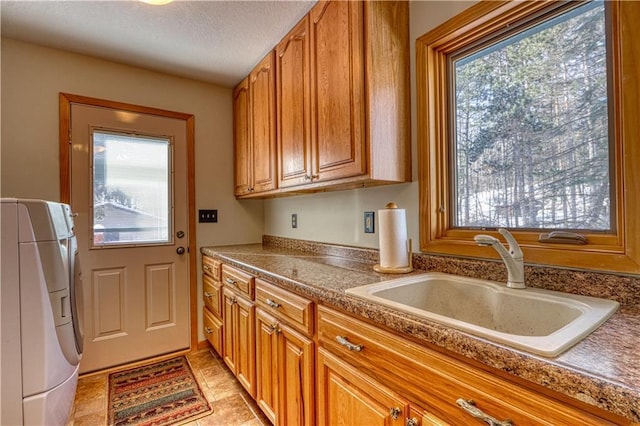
<box><xmin>108</xmin><ymin>356</ymin><xmax>212</xmax><ymax>426</ymax></box>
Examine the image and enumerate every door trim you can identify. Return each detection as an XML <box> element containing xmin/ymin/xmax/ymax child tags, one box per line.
<box><xmin>59</xmin><ymin>92</ymin><xmax>198</xmax><ymax>351</ymax></box>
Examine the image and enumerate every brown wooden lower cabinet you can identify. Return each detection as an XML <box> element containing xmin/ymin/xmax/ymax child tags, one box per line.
<box><xmin>202</xmin><ymin>259</ymin><xmax>224</xmax><ymax>358</ymax></box>
<box><xmin>317</xmin><ymin>347</ymin><xmax>410</xmax><ymax>426</ymax></box>
<box><xmin>317</xmin><ymin>305</ymin><xmax>620</xmax><ymax>426</ymax></box>
<box><xmin>202</xmin><ymin>256</ymin><xmax>627</xmax><ymax>425</ymax></box>
<box><xmin>222</xmin><ymin>285</ymin><xmax>256</xmax><ymax>398</ymax></box>
<box><xmin>278</xmin><ymin>325</ymin><xmax>314</xmax><ymax>426</ymax></box>
<box><xmin>203</xmin><ymin>274</ymin><xmax>222</xmax><ymax>317</ymax></box>
<box><xmin>203</xmin><ymin>307</ymin><xmax>223</xmax><ymax>356</ymax></box>
<box><xmin>256</xmin><ymin>308</ymin><xmax>279</xmax><ymax>423</ymax></box>
<box><xmin>256</xmin><ymin>308</ymin><xmax>314</xmax><ymax>426</ymax></box>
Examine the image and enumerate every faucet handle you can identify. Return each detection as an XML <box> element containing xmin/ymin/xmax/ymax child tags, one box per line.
<box><xmin>474</xmin><ymin>234</ymin><xmax>500</xmax><ymax>246</ymax></box>
<box><xmin>498</xmin><ymin>228</ymin><xmax>523</xmax><ymax>259</ymax></box>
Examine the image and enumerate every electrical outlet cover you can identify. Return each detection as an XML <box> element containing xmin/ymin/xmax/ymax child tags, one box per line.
<box><xmin>364</xmin><ymin>211</ymin><xmax>375</xmax><ymax>233</ymax></box>
<box><xmin>199</xmin><ymin>209</ymin><xmax>218</xmax><ymax>223</ymax></box>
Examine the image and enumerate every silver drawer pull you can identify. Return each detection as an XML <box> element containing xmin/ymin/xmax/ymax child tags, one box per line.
<box><xmin>266</xmin><ymin>298</ymin><xmax>281</xmax><ymax>308</ymax></box>
<box><xmin>204</xmin><ymin>327</ymin><xmax>212</xmax><ymax>334</ymax></box>
<box><xmin>336</xmin><ymin>335</ymin><xmax>363</xmax><ymax>352</ymax></box>
<box><xmin>204</xmin><ymin>292</ymin><xmax>213</xmax><ymax>298</ymax></box>
<box><xmin>225</xmin><ymin>277</ymin><xmax>237</xmax><ymax>286</ymax></box>
<box><xmin>389</xmin><ymin>407</ymin><xmax>401</xmax><ymax>420</ymax></box>
<box><xmin>203</xmin><ymin>264</ymin><xmax>212</xmax><ymax>272</ymax></box>
<box><xmin>456</xmin><ymin>399</ymin><xmax>513</xmax><ymax>426</ymax></box>
<box><xmin>268</xmin><ymin>323</ymin><xmax>281</xmax><ymax>334</ymax></box>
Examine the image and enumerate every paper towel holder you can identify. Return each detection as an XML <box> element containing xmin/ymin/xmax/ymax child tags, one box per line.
<box><xmin>373</xmin><ymin>238</ymin><xmax>414</xmax><ymax>274</ymax></box>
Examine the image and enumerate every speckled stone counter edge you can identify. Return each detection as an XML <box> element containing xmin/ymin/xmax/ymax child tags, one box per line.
<box><xmin>202</xmin><ymin>236</ymin><xmax>640</xmax><ymax>422</ymax></box>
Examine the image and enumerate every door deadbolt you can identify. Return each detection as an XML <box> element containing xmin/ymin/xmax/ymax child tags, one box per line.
<box><xmin>177</xmin><ymin>230</ymin><xmax>185</xmax><ymax>238</ymax></box>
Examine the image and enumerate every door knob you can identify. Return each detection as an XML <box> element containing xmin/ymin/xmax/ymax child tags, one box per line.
<box><xmin>176</xmin><ymin>247</ymin><xmax>186</xmax><ymax>255</ymax></box>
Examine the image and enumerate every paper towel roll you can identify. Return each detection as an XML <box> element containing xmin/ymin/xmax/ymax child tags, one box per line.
<box><xmin>378</xmin><ymin>204</ymin><xmax>409</xmax><ymax>268</ymax></box>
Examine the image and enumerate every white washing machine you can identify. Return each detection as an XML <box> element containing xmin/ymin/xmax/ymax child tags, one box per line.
<box><xmin>1</xmin><ymin>198</ymin><xmax>84</xmax><ymax>425</ymax></box>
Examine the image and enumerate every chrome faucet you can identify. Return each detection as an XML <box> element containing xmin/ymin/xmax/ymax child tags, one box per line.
<box><xmin>474</xmin><ymin>228</ymin><xmax>525</xmax><ymax>289</ymax></box>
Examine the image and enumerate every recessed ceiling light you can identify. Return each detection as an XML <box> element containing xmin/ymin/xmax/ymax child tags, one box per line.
<box><xmin>140</xmin><ymin>0</ymin><xmax>174</xmax><ymax>5</ymax></box>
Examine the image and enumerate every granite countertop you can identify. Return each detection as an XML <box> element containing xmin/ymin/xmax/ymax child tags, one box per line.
<box><xmin>201</xmin><ymin>241</ymin><xmax>640</xmax><ymax>422</ymax></box>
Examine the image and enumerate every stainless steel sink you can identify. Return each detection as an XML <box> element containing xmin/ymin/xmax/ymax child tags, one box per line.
<box><xmin>346</xmin><ymin>272</ymin><xmax>619</xmax><ymax>356</ymax></box>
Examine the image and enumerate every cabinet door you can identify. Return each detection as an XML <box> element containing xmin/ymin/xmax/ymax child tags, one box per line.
<box><xmin>222</xmin><ymin>287</ymin><xmax>237</xmax><ymax>373</ymax></box>
<box><xmin>310</xmin><ymin>0</ymin><xmax>366</xmax><ymax>182</ymax></box>
<box><xmin>278</xmin><ymin>322</ymin><xmax>314</xmax><ymax>426</ymax></box>
<box><xmin>249</xmin><ymin>52</ymin><xmax>277</xmax><ymax>193</ymax></box>
<box><xmin>317</xmin><ymin>347</ymin><xmax>409</xmax><ymax>426</ymax></box>
<box><xmin>233</xmin><ymin>77</ymin><xmax>252</xmax><ymax>196</ymax></box>
<box><xmin>235</xmin><ymin>294</ymin><xmax>256</xmax><ymax>398</ymax></box>
<box><xmin>203</xmin><ymin>274</ymin><xmax>222</xmax><ymax>317</ymax></box>
<box><xmin>203</xmin><ymin>307</ymin><xmax>223</xmax><ymax>357</ymax></box>
<box><xmin>256</xmin><ymin>309</ymin><xmax>279</xmax><ymax>425</ymax></box>
<box><xmin>277</xmin><ymin>16</ymin><xmax>312</xmax><ymax>188</ymax></box>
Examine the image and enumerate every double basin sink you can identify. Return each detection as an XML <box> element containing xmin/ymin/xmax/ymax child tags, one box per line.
<box><xmin>346</xmin><ymin>272</ymin><xmax>619</xmax><ymax>357</ymax></box>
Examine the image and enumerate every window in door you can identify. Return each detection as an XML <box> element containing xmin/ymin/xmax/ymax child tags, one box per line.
<box><xmin>91</xmin><ymin>129</ymin><xmax>172</xmax><ymax>247</ymax></box>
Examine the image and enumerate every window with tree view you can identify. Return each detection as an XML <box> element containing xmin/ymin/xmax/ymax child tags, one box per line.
<box><xmin>452</xmin><ymin>1</ymin><xmax>611</xmax><ymax>231</ymax></box>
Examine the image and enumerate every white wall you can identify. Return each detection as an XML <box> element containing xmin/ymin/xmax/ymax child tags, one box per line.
<box><xmin>1</xmin><ymin>38</ymin><xmax>265</xmax><ymax>343</ymax></box>
<box><xmin>265</xmin><ymin>182</ymin><xmax>419</xmax><ymax>248</ymax></box>
<box><xmin>264</xmin><ymin>1</ymin><xmax>477</xmax><ymax>250</ymax></box>
<box><xmin>1</xmin><ymin>38</ymin><xmax>264</xmax><ymax>248</ymax></box>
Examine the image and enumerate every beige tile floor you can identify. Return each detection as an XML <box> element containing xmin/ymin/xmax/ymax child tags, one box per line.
<box><xmin>71</xmin><ymin>348</ymin><xmax>273</xmax><ymax>426</ymax></box>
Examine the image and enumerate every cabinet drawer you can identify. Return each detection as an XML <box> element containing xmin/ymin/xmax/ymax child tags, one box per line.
<box><xmin>317</xmin><ymin>347</ymin><xmax>410</xmax><ymax>426</ymax></box>
<box><xmin>203</xmin><ymin>275</ymin><xmax>222</xmax><ymax>317</ymax></box>
<box><xmin>221</xmin><ymin>264</ymin><xmax>255</xmax><ymax>299</ymax></box>
<box><xmin>317</xmin><ymin>305</ymin><xmax>614</xmax><ymax>426</ymax></box>
<box><xmin>255</xmin><ymin>279</ymin><xmax>313</xmax><ymax>335</ymax></box>
<box><xmin>202</xmin><ymin>255</ymin><xmax>221</xmax><ymax>280</ymax></box>
<box><xmin>204</xmin><ymin>307</ymin><xmax>223</xmax><ymax>356</ymax></box>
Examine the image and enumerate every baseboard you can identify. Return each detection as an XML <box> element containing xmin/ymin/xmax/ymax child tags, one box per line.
<box><xmin>196</xmin><ymin>340</ymin><xmax>212</xmax><ymax>351</ymax></box>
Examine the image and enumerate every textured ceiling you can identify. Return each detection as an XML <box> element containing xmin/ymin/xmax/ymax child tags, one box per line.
<box><xmin>1</xmin><ymin>0</ymin><xmax>317</xmax><ymax>87</ymax></box>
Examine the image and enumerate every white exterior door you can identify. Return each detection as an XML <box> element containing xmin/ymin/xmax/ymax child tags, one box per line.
<box><xmin>69</xmin><ymin>102</ymin><xmax>191</xmax><ymax>373</ymax></box>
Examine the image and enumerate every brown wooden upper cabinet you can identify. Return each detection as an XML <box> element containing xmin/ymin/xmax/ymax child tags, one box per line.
<box><xmin>233</xmin><ymin>52</ymin><xmax>278</xmax><ymax>197</ymax></box>
<box><xmin>309</xmin><ymin>0</ymin><xmax>366</xmax><ymax>184</ymax></box>
<box><xmin>276</xmin><ymin>16</ymin><xmax>313</xmax><ymax>189</ymax></box>
<box><xmin>235</xmin><ymin>0</ymin><xmax>410</xmax><ymax>198</ymax></box>
<box><xmin>233</xmin><ymin>77</ymin><xmax>251</xmax><ymax>195</ymax></box>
